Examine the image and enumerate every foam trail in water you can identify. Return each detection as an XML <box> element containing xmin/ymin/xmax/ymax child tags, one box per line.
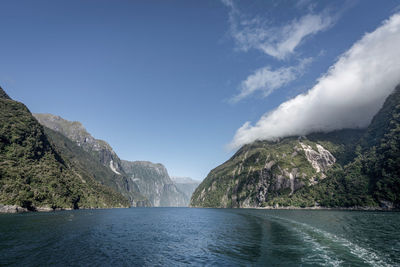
<box><xmin>265</xmin><ymin>215</ymin><xmax>394</xmax><ymax>267</ymax></box>
<box><xmin>290</xmin><ymin>225</ymin><xmax>343</xmax><ymax>266</ymax></box>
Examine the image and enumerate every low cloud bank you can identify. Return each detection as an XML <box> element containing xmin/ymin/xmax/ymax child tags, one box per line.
<box><xmin>230</xmin><ymin>13</ymin><xmax>400</xmax><ymax>149</ymax></box>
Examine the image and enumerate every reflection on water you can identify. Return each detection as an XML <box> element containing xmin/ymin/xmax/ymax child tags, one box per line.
<box><xmin>0</xmin><ymin>208</ymin><xmax>399</xmax><ymax>266</ymax></box>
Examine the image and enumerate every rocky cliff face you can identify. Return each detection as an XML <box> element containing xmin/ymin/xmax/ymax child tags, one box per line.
<box><xmin>171</xmin><ymin>177</ymin><xmax>200</xmax><ymax>203</ymax></box>
<box><xmin>191</xmin><ymin>84</ymin><xmax>400</xmax><ymax>209</ymax></box>
<box><xmin>121</xmin><ymin>161</ymin><xmax>189</xmax><ymax>207</ymax></box>
<box><xmin>190</xmin><ymin>129</ymin><xmax>364</xmax><ymax>208</ymax></box>
<box><xmin>33</xmin><ymin>113</ymin><xmax>190</xmax><ymax>207</ymax></box>
<box><xmin>191</xmin><ymin>137</ymin><xmax>342</xmax><ymax>208</ymax></box>
<box><xmin>33</xmin><ymin>113</ymin><xmax>149</xmax><ymax>207</ymax></box>
<box><xmin>33</xmin><ymin>113</ymin><xmax>124</xmax><ymax>175</ymax></box>
<box><xmin>299</xmin><ymin>142</ymin><xmax>336</xmax><ymax>174</ymax></box>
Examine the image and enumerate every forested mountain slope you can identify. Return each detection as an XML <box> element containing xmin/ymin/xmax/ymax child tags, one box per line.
<box><xmin>191</xmin><ymin>85</ymin><xmax>400</xmax><ymax>209</ymax></box>
<box><xmin>0</xmin><ymin>87</ymin><xmax>129</xmax><ymax>211</ymax></box>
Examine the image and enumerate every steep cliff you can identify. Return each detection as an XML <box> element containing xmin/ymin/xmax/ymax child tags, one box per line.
<box><xmin>33</xmin><ymin>114</ymin><xmax>124</xmax><ymax>174</ymax></box>
<box><xmin>33</xmin><ymin>113</ymin><xmax>150</xmax><ymax>207</ymax></box>
<box><xmin>121</xmin><ymin>161</ymin><xmax>188</xmax><ymax>207</ymax></box>
<box><xmin>34</xmin><ymin>113</ymin><xmax>189</xmax><ymax>207</ymax></box>
<box><xmin>359</xmin><ymin>85</ymin><xmax>400</xmax><ymax>207</ymax></box>
<box><xmin>43</xmin><ymin>127</ymin><xmax>149</xmax><ymax>207</ymax></box>
<box><xmin>171</xmin><ymin>177</ymin><xmax>200</xmax><ymax>203</ymax></box>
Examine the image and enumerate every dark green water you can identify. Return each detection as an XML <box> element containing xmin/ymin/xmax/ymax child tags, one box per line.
<box><xmin>0</xmin><ymin>208</ymin><xmax>399</xmax><ymax>266</ymax></box>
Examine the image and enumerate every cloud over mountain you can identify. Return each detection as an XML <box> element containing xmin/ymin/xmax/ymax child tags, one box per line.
<box><xmin>229</xmin><ymin>13</ymin><xmax>400</xmax><ymax>149</ymax></box>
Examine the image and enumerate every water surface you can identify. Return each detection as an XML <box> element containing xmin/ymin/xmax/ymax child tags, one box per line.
<box><xmin>0</xmin><ymin>208</ymin><xmax>399</xmax><ymax>266</ymax></box>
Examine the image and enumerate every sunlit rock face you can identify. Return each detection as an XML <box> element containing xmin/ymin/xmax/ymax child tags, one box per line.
<box><xmin>191</xmin><ymin>129</ymin><xmax>364</xmax><ymax>208</ymax></box>
<box><xmin>300</xmin><ymin>143</ymin><xmax>336</xmax><ymax>174</ymax></box>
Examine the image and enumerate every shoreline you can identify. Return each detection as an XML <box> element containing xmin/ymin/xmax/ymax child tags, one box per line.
<box><xmin>2</xmin><ymin>204</ymin><xmax>398</xmax><ymax>214</ymax></box>
<box><xmin>190</xmin><ymin>205</ymin><xmax>399</xmax><ymax>211</ymax></box>
<box><xmin>251</xmin><ymin>206</ymin><xmax>399</xmax><ymax>211</ymax></box>
<box><xmin>0</xmin><ymin>204</ymin><xmax>129</xmax><ymax>214</ymax></box>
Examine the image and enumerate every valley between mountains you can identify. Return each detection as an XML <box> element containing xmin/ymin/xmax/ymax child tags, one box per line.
<box><xmin>0</xmin><ymin>84</ymin><xmax>399</xmax><ymax>212</ymax></box>
<box><xmin>0</xmin><ymin>87</ymin><xmax>199</xmax><ymax>212</ymax></box>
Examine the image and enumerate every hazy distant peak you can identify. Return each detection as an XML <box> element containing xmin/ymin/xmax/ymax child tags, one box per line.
<box><xmin>171</xmin><ymin>176</ymin><xmax>200</xmax><ymax>184</ymax></box>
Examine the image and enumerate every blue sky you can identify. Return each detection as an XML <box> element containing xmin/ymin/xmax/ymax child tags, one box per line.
<box><xmin>1</xmin><ymin>0</ymin><xmax>400</xmax><ymax>180</ymax></box>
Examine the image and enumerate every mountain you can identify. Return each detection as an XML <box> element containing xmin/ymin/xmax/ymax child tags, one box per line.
<box><xmin>0</xmin><ymin>87</ymin><xmax>129</xmax><ymax>211</ymax></box>
<box><xmin>191</xmin><ymin>85</ymin><xmax>400</xmax><ymax>209</ymax></box>
<box><xmin>33</xmin><ymin>113</ymin><xmax>149</xmax><ymax>207</ymax></box>
<box><xmin>34</xmin><ymin>113</ymin><xmax>189</xmax><ymax>207</ymax></box>
<box><xmin>359</xmin><ymin>84</ymin><xmax>400</xmax><ymax>207</ymax></box>
<box><xmin>121</xmin><ymin>161</ymin><xmax>189</xmax><ymax>207</ymax></box>
<box><xmin>190</xmin><ymin>129</ymin><xmax>364</xmax><ymax>208</ymax></box>
<box><xmin>171</xmin><ymin>176</ymin><xmax>200</xmax><ymax>202</ymax></box>
<box><xmin>43</xmin><ymin>127</ymin><xmax>149</xmax><ymax>207</ymax></box>
<box><xmin>33</xmin><ymin>113</ymin><xmax>125</xmax><ymax>175</ymax></box>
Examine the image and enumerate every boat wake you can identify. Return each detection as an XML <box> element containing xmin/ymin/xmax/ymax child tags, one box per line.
<box><xmin>263</xmin><ymin>215</ymin><xmax>394</xmax><ymax>267</ymax></box>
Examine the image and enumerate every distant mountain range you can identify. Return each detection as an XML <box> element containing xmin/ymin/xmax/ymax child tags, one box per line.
<box><xmin>0</xmin><ymin>86</ymin><xmax>198</xmax><ymax>212</ymax></box>
<box><xmin>191</xmin><ymin>84</ymin><xmax>400</xmax><ymax>210</ymax></box>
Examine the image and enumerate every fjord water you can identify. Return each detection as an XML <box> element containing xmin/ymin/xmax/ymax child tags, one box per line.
<box><xmin>0</xmin><ymin>209</ymin><xmax>399</xmax><ymax>266</ymax></box>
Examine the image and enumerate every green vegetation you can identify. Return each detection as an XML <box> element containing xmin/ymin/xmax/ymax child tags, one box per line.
<box><xmin>0</xmin><ymin>87</ymin><xmax>10</xmax><ymax>100</ymax></box>
<box><xmin>191</xmin><ymin>136</ymin><xmax>348</xmax><ymax>208</ymax></box>
<box><xmin>33</xmin><ymin>113</ymin><xmax>150</xmax><ymax>207</ymax></box>
<box><xmin>363</xmin><ymin>85</ymin><xmax>400</xmax><ymax>206</ymax></box>
<box><xmin>191</xmin><ymin>85</ymin><xmax>400</xmax><ymax>209</ymax></box>
<box><xmin>278</xmin><ymin>85</ymin><xmax>400</xmax><ymax>208</ymax></box>
<box><xmin>44</xmin><ymin>127</ymin><xmax>148</xmax><ymax>206</ymax></box>
<box><xmin>0</xmin><ymin>88</ymin><xmax>129</xmax><ymax>210</ymax></box>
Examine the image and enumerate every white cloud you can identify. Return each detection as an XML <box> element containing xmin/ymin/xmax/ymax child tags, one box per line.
<box><xmin>259</xmin><ymin>14</ymin><xmax>333</xmax><ymax>60</ymax></box>
<box><xmin>223</xmin><ymin>1</ymin><xmax>334</xmax><ymax>60</ymax></box>
<box><xmin>229</xmin><ymin>13</ymin><xmax>400</xmax><ymax>149</ymax></box>
<box><xmin>230</xmin><ymin>58</ymin><xmax>312</xmax><ymax>103</ymax></box>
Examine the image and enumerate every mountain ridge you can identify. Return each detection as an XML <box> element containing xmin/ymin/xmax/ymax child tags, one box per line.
<box><xmin>191</xmin><ymin>85</ymin><xmax>400</xmax><ymax>209</ymax></box>
<box><xmin>0</xmin><ymin>88</ymin><xmax>129</xmax><ymax>211</ymax></box>
<box><xmin>0</xmin><ymin>86</ymin><xmax>11</xmax><ymax>100</ymax></box>
<box><xmin>34</xmin><ymin>113</ymin><xmax>190</xmax><ymax>207</ymax></box>
<box><xmin>33</xmin><ymin>113</ymin><xmax>151</xmax><ymax>207</ymax></box>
